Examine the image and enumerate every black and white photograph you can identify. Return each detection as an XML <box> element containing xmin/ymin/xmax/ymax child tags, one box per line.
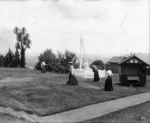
<box><xmin>0</xmin><ymin>0</ymin><xmax>149</xmax><ymax>122</ymax></box>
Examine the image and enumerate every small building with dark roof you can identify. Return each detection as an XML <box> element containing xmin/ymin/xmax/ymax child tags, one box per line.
<box><xmin>107</xmin><ymin>56</ymin><xmax>126</xmax><ymax>73</ymax></box>
<box><xmin>118</xmin><ymin>55</ymin><xmax>149</xmax><ymax>86</ymax></box>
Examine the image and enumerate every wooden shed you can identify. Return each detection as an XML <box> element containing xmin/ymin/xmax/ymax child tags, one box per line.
<box><xmin>107</xmin><ymin>56</ymin><xmax>125</xmax><ymax>73</ymax></box>
<box><xmin>118</xmin><ymin>55</ymin><xmax>149</xmax><ymax>86</ymax></box>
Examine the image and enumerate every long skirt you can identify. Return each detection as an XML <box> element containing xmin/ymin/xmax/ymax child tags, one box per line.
<box><xmin>94</xmin><ymin>69</ymin><xmax>100</xmax><ymax>82</ymax></box>
<box><xmin>104</xmin><ymin>76</ymin><xmax>113</xmax><ymax>91</ymax></box>
<box><xmin>66</xmin><ymin>73</ymin><xmax>78</xmax><ymax>85</ymax></box>
<box><xmin>41</xmin><ymin>66</ymin><xmax>46</xmax><ymax>73</ymax></box>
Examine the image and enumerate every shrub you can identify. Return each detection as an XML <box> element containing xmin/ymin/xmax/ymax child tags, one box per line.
<box><xmin>35</xmin><ymin>49</ymin><xmax>56</xmax><ymax>71</ymax></box>
<box><xmin>92</xmin><ymin>60</ymin><xmax>105</xmax><ymax>70</ymax></box>
<box><xmin>35</xmin><ymin>49</ymin><xmax>77</xmax><ymax>73</ymax></box>
<box><xmin>3</xmin><ymin>49</ymin><xmax>14</xmax><ymax>68</ymax></box>
<box><xmin>0</xmin><ymin>48</ymin><xmax>20</xmax><ymax>68</ymax></box>
<box><xmin>0</xmin><ymin>54</ymin><xmax>4</xmax><ymax>67</ymax></box>
<box><xmin>13</xmin><ymin>48</ymin><xmax>20</xmax><ymax>67</ymax></box>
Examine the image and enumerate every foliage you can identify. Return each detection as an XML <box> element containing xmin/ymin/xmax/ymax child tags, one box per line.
<box><xmin>0</xmin><ymin>54</ymin><xmax>4</xmax><ymax>67</ymax></box>
<box><xmin>13</xmin><ymin>48</ymin><xmax>20</xmax><ymax>67</ymax></box>
<box><xmin>35</xmin><ymin>49</ymin><xmax>57</xmax><ymax>72</ymax></box>
<box><xmin>35</xmin><ymin>49</ymin><xmax>77</xmax><ymax>73</ymax></box>
<box><xmin>14</xmin><ymin>27</ymin><xmax>31</xmax><ymax>68</ymax></box>
<box><xmin>92</xmin><ymin>60</ymin><xmax>105</xmax><ymax>70</ymax></box>
<box><xmin>64</xmin><ymin>50</ymin><xmax>77</xmax><ymax>65</ymax></box>
<box><xmin>0</xmin><ymin>48</ymin><xmax>20</xmax><ymax>68</ymax></box>
<box><xmin>3</xmin><ymin>49</ymin><xmax>14</xmax><ymax>68</ymax></box>
<box><xmin>57</xmin><ymin>50</ymin><xmax>77</xmax><ymax>73</ymax></box>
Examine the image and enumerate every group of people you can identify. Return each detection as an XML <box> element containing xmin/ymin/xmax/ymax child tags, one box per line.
<box><xmin>40</xmin><ymin>60</ymin><xmax>113</xmax><ymax>91</ymax></box>
<box><xmin>67</xmin><ymin>62</ymin><xmax>114</xmax><ymax>91</ymax></box>
<box><xmin>91</xmin><ymin>65</ymin><xmax>113</xmax><ymax>91</ymax></box>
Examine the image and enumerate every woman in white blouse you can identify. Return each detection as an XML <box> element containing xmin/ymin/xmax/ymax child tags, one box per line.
<box><xmin>104</xmin><ymin>67</ymin><xmax>114</xmax><ymax>91</ymax></box>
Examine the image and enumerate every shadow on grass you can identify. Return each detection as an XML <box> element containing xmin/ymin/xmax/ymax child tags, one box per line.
<box><xmin>115</xmin><ymin>83</ymin><xmax>146</xmax><ymax>88</ymax></box>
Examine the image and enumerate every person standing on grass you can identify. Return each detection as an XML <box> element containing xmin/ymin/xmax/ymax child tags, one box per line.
<box><xmin>66</xmin><ymin>62</ymin><xmax>78</xmax><ymax>85</ymax></box>
<box><xmin>41</xmin><ymin>60</ymin><xmax>46</xmax><ymax>73</ymax></box>
<box><xmin>92</xmin><ymin>65</ymin><xmax>100</xmax><ymax>82</ymax></box>
<box><xmin>104</xmin><ymin>67</ymin><xmax>114</xmax><ymax>91</ymax></box>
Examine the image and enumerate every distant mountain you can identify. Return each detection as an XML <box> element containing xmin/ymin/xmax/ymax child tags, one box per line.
<box><xmin>25</xmin><ymin>52</ymin><xmax>150</xmax><ymax>69</ymax></box>
<box><xmin>87</xmin><ymin>55</ymin><xmax>111</xmax><ymax>64</ymax></box>
<box><xmin>76</xmin><ymin>53</ymin><xmax>111</xmax><ymax>64</ymax></box>
<box><xmin>26</xmin><ymin>53</ymin><xmax>110</xmax><ymax>69</ymax></box>
<box><xmin>26</xmin><ymin>55</ymin><xmax>38</xmax><ymax>69</ymax></box>
<box><xmin>85</xmin><ymin>53</ymin><xmax>150</xmax><ymax>65</ymax></box>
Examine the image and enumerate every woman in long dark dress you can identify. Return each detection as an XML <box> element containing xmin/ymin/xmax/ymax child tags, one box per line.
<box><xmin>92</xmin><ymin>65</ymin><xmax>100</xmax><ymax>82</ymax></box>
<box><xmin>66</xmin><ymin>62</ymin><xmax>78</xmax><ymax>85</ymax></box>
<box><xmin>104</xmin><ymin>68</ymin><xmax>113</xmax><ymax>91</ymax></box>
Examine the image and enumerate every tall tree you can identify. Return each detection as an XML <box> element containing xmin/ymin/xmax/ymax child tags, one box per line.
<box><xmin>13</xmin><ymin>44</ymin><xmax>20</xmax><ymax>67</ymax></box>
<box><xmin>14</xmin><ymin>27</ymin><xmax>31</xmax><ymax>68</ymax></box>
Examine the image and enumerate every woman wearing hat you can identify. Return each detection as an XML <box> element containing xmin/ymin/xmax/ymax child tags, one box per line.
<box><xmin>104</xmin><ymin>67</ymin><xmax>114</xmax><ymax>91</ymax></box>
<box><xmin>92</xmin><ymin>65</ymin><xmax>100</xmax><ymax>82</ymax></box>
<box><xmin>66</xmin><ymin>62</ymin><xmax>78</xmax><ymax>85</ymax></box>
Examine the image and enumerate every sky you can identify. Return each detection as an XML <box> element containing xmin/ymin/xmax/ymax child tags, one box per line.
<box><xmin>0</xmin><ymin>0</ymin><xmax>149</xmax><ymax>58</ymax></box>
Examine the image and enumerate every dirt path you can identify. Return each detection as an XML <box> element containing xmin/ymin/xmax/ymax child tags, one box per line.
<box><xmin>0</xmin><ymin>92</ymin><xmax>150</xmax><ymax>123</ymax></box>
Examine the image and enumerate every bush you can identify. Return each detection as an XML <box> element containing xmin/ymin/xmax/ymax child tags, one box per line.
<box><xmin>0</xmin><ymin>48</ymin><xmax>21</xmax><ymax>68</ymax></box>
<box><xmin>92</xmin><ymin>60</ymin><xmax>105</xmax><ymax>70</ymax></box>
<box><xmin>3</xmin><ymin>49</ymin><xmax>14</xmax><ymax>68</ymax></box>
<box><xmin>35</xmin><ymin>49</ymin><xmax>56</xmax><ymax>71</ymax></box>
<box><xmin>0</xmin><ymin>54</ymin><xmax>4</xmax><ymax>67</ymax></box>
<box><xmin>35</xmin><ymin>49</ymin><xmax>77</xmax><ymax>73</ymax></box>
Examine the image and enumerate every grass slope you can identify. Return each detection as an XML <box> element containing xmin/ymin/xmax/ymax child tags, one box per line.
<box><xmin>0</xmin><ymin>68</ymin><xmax>150</xmax><ymax>116</ymax></box>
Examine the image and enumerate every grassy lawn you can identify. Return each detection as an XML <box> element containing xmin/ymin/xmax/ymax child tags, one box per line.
<box><xmin>0</xmin><ymin>68</ymin><xmax>150</xmax><ymax>116</ymax></box>
<box><xmin>80</xmin><ymin>101</ymin><xmax>150</xmax><ymax>123</ymax></box>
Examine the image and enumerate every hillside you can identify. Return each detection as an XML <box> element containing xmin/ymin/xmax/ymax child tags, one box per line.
<box><xmin>26</xmin><ymin>52</ymin><xmax>150</xmax><ymax>69</ymax></box>
<box><xmin>26</xmin><ymin>56</ymin><xmax>38</xmax><ymax>69</ymax></box>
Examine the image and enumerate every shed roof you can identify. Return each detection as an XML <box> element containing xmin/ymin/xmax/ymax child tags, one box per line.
<box><xmin>108</xmin><ymin>56</ymin><xmax>126</xmax><ymax>63</ymax></box>
<box><xmin>118</xmin><ymin>55</ymin><xmax>149</xmax><ymax>66</ymax></box>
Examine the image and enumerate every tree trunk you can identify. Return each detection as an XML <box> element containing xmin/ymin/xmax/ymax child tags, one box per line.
<box><xmin>20</xmin><ymin>48</ymin><xmax>25</xmax><ymax>68</ymax></box>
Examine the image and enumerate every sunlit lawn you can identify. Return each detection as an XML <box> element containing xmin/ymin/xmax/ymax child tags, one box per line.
<box><xmin>0</xmin><ymin>68</ymin><xmax>150</xmax><ymax>116</ymax></box>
